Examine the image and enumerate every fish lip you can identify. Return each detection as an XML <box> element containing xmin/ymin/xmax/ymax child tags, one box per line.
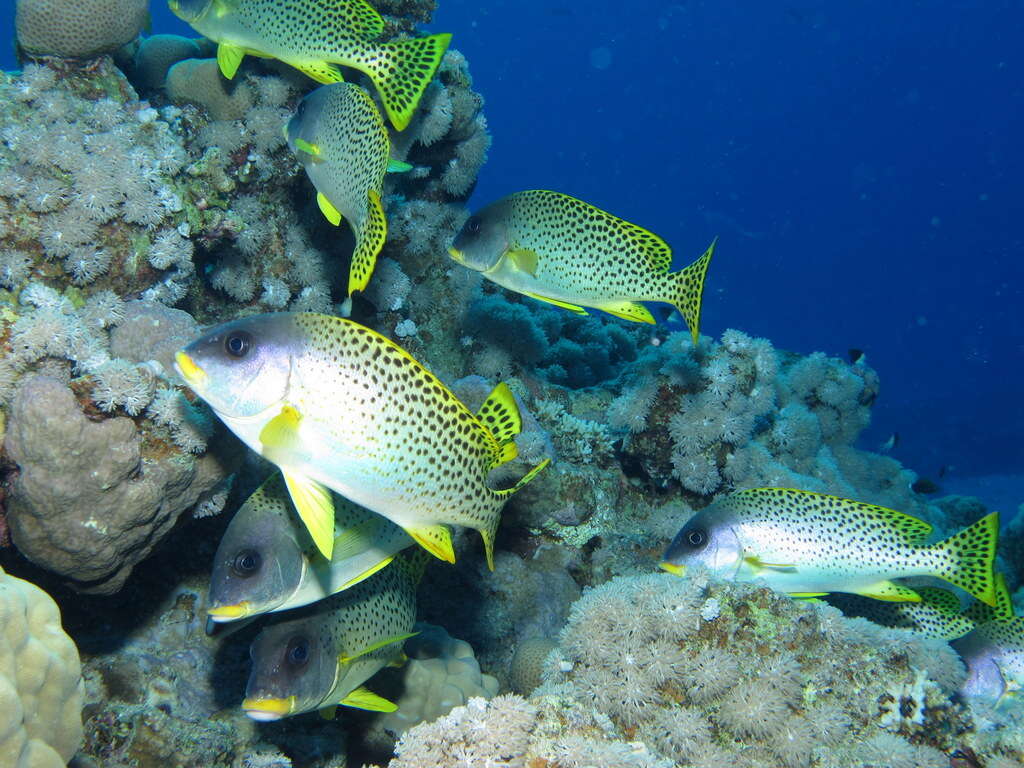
<box><xmin>242</xmin><ymin>696</ymin><xmax>295</xmax><ymax>720</ymax></box>
<box><xmin>207</xmin><ymin>601</ymin><xmax>251</xmax><ymax>621</ymax></box>
<box><xmin>659</xmin><ymin>561</ymin><xmax>687</xmax><ymax>577</ymax></box>
<box><xmin>174</xmin><ymin>350</ymin><xmax>208</xmax><ymax>389</ymax></box>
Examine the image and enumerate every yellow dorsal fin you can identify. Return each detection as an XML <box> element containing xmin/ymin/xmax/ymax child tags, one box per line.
<box><xmin>347</xmin><ymin>188</ymin><xmax>386</xmax><ymax>295</ymax></box>
<box><xmin>476</xmin><ymin>382</ymin><xmax>521</xmax><ymax>468</ymax></box>
<box><xmin>524</xmin><ymin>292</ymin><xmax>588</xmax><ymax>315</ymax></box>
<box><xmin>279</xmin><ymin>467</ymin><xmax>335</xmax><ymax>560</ymax></box>
<box><xmin>406</xmin><ymin>524</ymin><xmax>455</xmax><ymax>563</ymax></box>
<box><xmin>852</xmin><ymin>580</ymin><xmax>922</xmax><ymax>603</ymax></box>
<box><xmin>317</xmin><ymin>192</ymin><xmax>343</xmax><ymax>226</ymax></box>
<box><xmin>339</xmin><ymin>631</ymin><xmax>418</xmax><ymax>666</ymax></box>
<box><xmin>340</xmin><ymin>686</ymin><xmax>398</xmax><ymax>712</ymax></box>
<box><xmin>508</xmin><ymin>248</ymin><xmax>539</xmax><ymax>278</ymax></box>
<box><xmin>599</xmin><ymin>300</ymin><xmax>656</xmax><ymax>324</ymax></box>
<box><xmin>216</xmin><ymin>42</ymin><xmax>246</xmax><ymax>79</ymax></box>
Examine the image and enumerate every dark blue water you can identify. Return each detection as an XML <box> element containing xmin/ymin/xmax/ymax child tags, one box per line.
<box><xmin>3</xmin><ymin>1</ymin><xmax>1022</xmax><ymax>500</ymax></box>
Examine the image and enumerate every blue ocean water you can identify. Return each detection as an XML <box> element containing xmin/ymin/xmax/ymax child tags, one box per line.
<box><xmin>2</xmin><ymin>0</ymin><xmax>1021</xmax><ymax>506</ymax></box>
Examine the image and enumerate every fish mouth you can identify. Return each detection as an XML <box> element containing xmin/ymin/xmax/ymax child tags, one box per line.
<box><xmin>447</xmin><ymin>246</ymin><xmax>464</xmax><ymax>264</ymax></box>
<box><xmin>659</xmin><ymin>561</ymin><xmax>687</xmax><ymax>577</ymax></box>
<box><xmin>174</xmin><ymin>350</ymin><xmax>208</xmax><ymax>389</ymax></box>
<box><xmin>207</xmin><ymin>601</ymin><xmax>251</xmax><ymax>621</ymax></box>
<box><xmin>242</xmin><ymin>696</ymin><xmax>296</xmax><ymax>721</ymax></box>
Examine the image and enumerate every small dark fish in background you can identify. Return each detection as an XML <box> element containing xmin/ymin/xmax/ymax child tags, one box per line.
<box><xmin>912</xmin><ymin>477</ymin><xmax>940</xmax><ymax>495</ymax></box>
<box><xmin>848</xmin><ymin>348</ymin><xmax>866</xmax><ymax>366</ymax></box>
<box><xmin>879</xmin><ymin>432</ymin><xmax>899</xmax><ymax>453</ymax></box>
<box><xmin>938</xmin><ymin>464</ymin><xmax>953</xmax><ymax>479</ymax></box>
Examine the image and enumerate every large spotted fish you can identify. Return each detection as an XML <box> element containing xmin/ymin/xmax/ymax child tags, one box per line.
<box><xmin>175</xmin><ymin>312</ymin><xmax>549</xmax><ymax>562</ymax></box>
<box><xmin>660</xmin><ymin>488</ymin><xmax>1000</xmax><ymax>606</ymax></box>
<box><xmin>448</xmin><ymin>189</ymin><xmax>715</xmax><ymax>342</ymax></box>
<box><xmin>207</xmin><ymin>472</ymin><xmax>413</xmax><ymax>622</ymax></box>
<box><xmin>167</xmin><ymin>0</ymin><xmax>450</xmax><ymax>130</ymax></box>
<box><xmin>285</xmin><ymin>83</ymin><xmax>398</xmax><ymax>305</ymax></box>
<box><xmin>243</xmin><ymin>551</ymin><xmax>423</xmax><ymax>721</ymax></box>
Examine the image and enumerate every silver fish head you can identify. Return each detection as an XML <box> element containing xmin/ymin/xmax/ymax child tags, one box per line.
<box><xmin>167</xmin><ymin>0</ymin><xmax>213</xmax><ymax>23</ymax></box>
<box><xmin>208</xmin><ymin>482</ymin><xmax>305</xmax><ymax>623</ymax></box>
<box><xmin>285</xmin><ymin>85</ymin><xmax>334</xmax><ymax>161</ymax></box>
<box><xmin>661</xmin><ymin>506</ymin><xmax>743</xmax><ymax>578</ymax></box>
<box><xmin>243</xmin><ymin>617</ymin><xmax>335</xmax><ymax>720</ymax></box>
<box><xmin>175</xmin><ymin>313</ymin><xmax>296</xmax><ymax>420</ymax></box>
<box><xmin>448</xmin><ymin>198</ymin><xmax>514</xmax><ymax>273</ymax></box>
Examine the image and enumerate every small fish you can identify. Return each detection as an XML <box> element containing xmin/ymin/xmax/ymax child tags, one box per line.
<box><xmin>660</xmin><ymin>488</ymin><xmax>1000</xmax><ymax>606</ymax></box>
<box><xmin>848</xmin><ymin>348</ymin><xmax>866</xmax><ymax>366</ymax></box>
<box><xmin>953</xmin><ymin>617</ymin><xmax>1024</xmax><ymax>707</ymax></box>
<box><xmin>938</xmin><ymin>464</ymin><xmax>952</xmax><ymax>479</ymax></box>
<box><xmin>175</xmin><ymin>312</ymin><xmax>549</xmax><ymax>563</ymax></box>
<box><xmin>448</xmin><ymin>190</ymin><xmax>715</xmax><ymax>343</ymax></box>
<box><xmin>879</xmin><ymin>432</ymin><xmax>899</xmax><ymax>453</ymax></box>
<box><xmin>242</xmin><ymin>551</ymin><xmax>423</xmax><ymax>721</ymax></box>
<box><xmin>207</xmin><ymin>472</ymin><xmax>413</xmax><ymax>622</ymax></box>
<box><xmin>286</xmin><ymin>83</ymin><xmax>396</xmax><ymax>303</ymax></box>
<box><xmin>911</xmin><ymin>477</ymin><xmax>940</xmax><ymax>495</ymax></box>
<box><xmin>167</xmin><ymin>0</ymin><xmax>451</xmax><ymax>130</ymax></box>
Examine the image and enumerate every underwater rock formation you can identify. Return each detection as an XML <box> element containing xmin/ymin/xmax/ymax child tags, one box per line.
<box><xmin>0</xmin><ymin>565</ymin><xmax>83</xmax><ymax>768</ymax></box>
<box><xmin>15</xmin><ymin>0</ymin><xmax>148</xmax><ymax>59</ymax></box>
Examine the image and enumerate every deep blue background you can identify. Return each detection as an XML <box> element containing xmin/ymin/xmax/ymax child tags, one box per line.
<box><xmin>2</xmin><ymin>1</ymin><xmax>1022</xmax><ymax>506</ymax></box>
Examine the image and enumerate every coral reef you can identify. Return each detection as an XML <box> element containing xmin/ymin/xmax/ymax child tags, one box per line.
<box><xmin>0</xmin><ymin>565</ymin><xmax>83</xmax><ymax>768</ymax></box>
<box><xmin>16</xmin><ymin>0</ymin><xmax>148</xmax><ymax>59</ymax></box>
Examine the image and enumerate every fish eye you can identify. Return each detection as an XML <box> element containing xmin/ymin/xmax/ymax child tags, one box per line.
<box><xmin>224</xmin><ymin>330</ymin><xmax>252</xmax><ymax>358</ymax></box>
<box><xmin>286</xmin><ymin>636</ymin><xmax>310</xmax><ymax>668</ymax></box>
<box><xmin>466</xmin><ymin>216</ymin><xmax>481</xmax><ymax>234</ymax></box>
<box><xmin>232</xmin><ymin>549</ymin><xmax>261</xmax><ymax>577</ymax></box>
<box><xmin>685</xmin><ymin>528</ymin><xmax>708</xmax><ymax>549</ymax></box>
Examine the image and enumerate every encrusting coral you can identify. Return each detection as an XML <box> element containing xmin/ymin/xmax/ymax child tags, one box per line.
<box><xmin>15</xmin><ymin>0</ymin><xmax>148</xmax><ymax>59</ymax></box>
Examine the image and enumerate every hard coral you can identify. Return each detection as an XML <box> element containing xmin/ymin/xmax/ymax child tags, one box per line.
<box><xmin>16</xmin><ymin>0</ymin><xmax>148</xmax><ymax>58</ymax></box>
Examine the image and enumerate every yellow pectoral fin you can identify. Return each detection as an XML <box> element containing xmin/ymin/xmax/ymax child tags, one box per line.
<box><xmin>216</xmin><ymin>42</ymin><xmax>246</xmax><ymax>79</ymax></box>
<box><xmin>280</xmin><ymin>468</ymin><xmax>336</xmax><ymax>560</ymax></box>
<box><xmin>296</xmin><ymin>60</ymin><xmax>345</xmax><ymax>84</ymax></box>
<box><xmin>387</xmin><ymin>158</ymin><xmax>413</xmax><ymax>173</ymax></box>
<box><xmin>600</xmin><ymin>301</ymin><xmax>656</xmax><ymax>324</ymax></box>
<box><xmin>338</xmin><ymin>631</ymin><xmax>418</xmax><ymax>666</ymax></box>
<box><xmin>294</xmin><ymin>138</ymin><xmax>322</xmax><ymax>160</ymax></box>
<box><xmin>508</xmin><ymin>248</ymin><xmax>540</xmax><ymax>278</ymax></box>
<box><xmin>335</xmin><ymin>555</ymin><xmax>396</xmax><ymax>592</ymax></box>
<box><xmin>743</xmin><ymin>554</ymin><xmax>797</xmax><ymax>573</ymax></box>
<box><xmin>317</xmin><ymin>192</ymin><xmax>343</xmax><ymax>226</ymax></box>
<box><xmin>852</xmin><ymin>580</ymin><xmax>922</xmax><ymax>603</ymax></box>
<box><xmin>788</xmin><ymin>592</ymin><xmax>829</xmax><ymax>599</ymax></box>
<box><xmin>340</xmin><ymin>686</ymin><xmax>397</xmax><ymax>712</ymax></box>
<box><xmin>524</xmin><ymin>292</ymin><xmax>588</xmax><ymax>315</ymax></box>
<box><xmin>407</xmin><ymin>524</ymin><xmax>455</xmax><ymax>563</ymax></box>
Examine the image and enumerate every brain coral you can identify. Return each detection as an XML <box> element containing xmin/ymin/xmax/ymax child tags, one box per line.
<box><xmin>0</xmin><ymin>566</ymin><xmax>83</xmax><ymax>768</ymax></box>
<box><xmin>16</xmin><ymin>0</ymin><xmax>148</xmax><ymax>59</ymax></box>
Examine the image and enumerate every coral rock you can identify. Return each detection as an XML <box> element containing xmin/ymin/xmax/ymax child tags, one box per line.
<box><xmin>16</xmin><ymin>0</ymin><xmax>148</xmax><ymax>59</ymax></box>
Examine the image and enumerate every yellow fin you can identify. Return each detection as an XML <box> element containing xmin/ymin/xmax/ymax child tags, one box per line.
<box><xmin>216</xmin><ymin>42</ymin><xmax>245</xmax><ymax>79</ymax></box>
<box><xmin>348</xmin><ymin>188</ymin><xmax>386</xmax><ymax>295</ymax></box>
<box><xmin>508</xmin><ymin>248</ymin><xmax>539</xmax><ymax>278</ymax></box>
<box><xmin>600</xmin><ymin>300</ymin><xmax>656</xmax><ymax>324</ymax></box>
<box><xmin>317</xmin><ymin>192</ymin><xmax>343</xmax><ymax>226</ymax></box>
<box><xmin>318</xmin><ymin>705</ymin><xmax>337</xmax><ymax>720</ymax></box>
<box><xmin>664</xmin><ymin>237</ymin><xmax>715</xmax><ymax>344</ymax></box>
<box><xmin>358</xmin><ymin>33</ymin><xmax>452</xmax><ymax>130</ymax></box>
<box><xmin>294</xmin><ymin>138</ymin><xmax>322</xmax><ymax>160</ymax></box>
<box><xmin>964</xmin><ymin>572</ymin><xmax>1014</xmax><ymax>623</ymax></box>
<box><xmin>788</xmin><ymin>592</ymin><xmax>829</xmax><ymax>599</ymax></box>
<box><xmin>340</xmin><ymin>686</ymin><xmax>397</xmax><ymax>712</ymax></box>
<box><xmin>931</xmin><ymin>511</ymin><xmax>999</xmax><ymax>607</ymax></box>
<box><xmin>339</xmin><ymin>631</ymin><xmax>418</xmax><ymax>666</ymax></box>
<box><xmin>481</xmin><ymin>456</ymin><xmax>551</xmax><ymax>574</ymax></box>
<box><xmin>744</xmin><ymin>554</ymin><xmax>797</xmax><ymax>572</ymax></box>
<box><xmin>335</xmin><ymin>555</ymin><xmax>395</xmax><ymax>592</ymax></box>
<box><xmin>280</xmin><ymin>468</ymin><xmax>335</xmax><ymax>560</ymax></box>
<box><xmin>407</xmin><ymin>524</ymin><xmax>455</xmax><ymax>563</ymax></box>
<box><xmin>297</xmin><ymin>60</ymin><xmax>345</xmax><ymax>84</ymax></box>
<box><xmin>852</xmin><ymin>580</ymin><xmax>922</xmax><ymax>603</ymax></box>
<box><xmin>387</xmin><ymin>158</ymin><xmax>413</xmax><ymax>173</ymax></box>
<box><xmin>476</xmin><ymin>381</ymin><xmax>521</xmax><ymax>467</ymax></box>
<box><xmin>258</xmin><ymin>405</ymin><xmax>304</xmax><ymax>458</ymax></box>
<box><xmin>525</xmin><ymin>292</ymin><xmax>588</xmax><ymax>315</ymax></box>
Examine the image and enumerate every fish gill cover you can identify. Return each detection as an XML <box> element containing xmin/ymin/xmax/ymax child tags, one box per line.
<box><xmin>0</xmin><ymin>1</ymin><xmax>1022</xmax><ymax>767</ymax></box>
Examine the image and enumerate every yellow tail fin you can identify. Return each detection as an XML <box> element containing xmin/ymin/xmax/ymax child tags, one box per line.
<box><xmin>931</xmin><ymin>512</ymin><xmax>999</xmax><ymax>606</ymax></box>
<box><xmin>348</xmin><ymin>189</ymin><xmax>387</xmax><ymax>296</ymax></box>
<box><xmin>359</xmin><ymin>33</ymin><xmax>452</xmax><ymax>130</ymax></box>
<box><xmin>663</xmin><ymin>237</ymin><xmax>715</xmax><ymax>344</ymax></box>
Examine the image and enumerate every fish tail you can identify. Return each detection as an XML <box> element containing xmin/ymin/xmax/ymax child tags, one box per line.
<box><xmin>476</xmin><ymin>458</ymin><xmax>551</xmax><ymax>572</ymax></box>
<box><xmin>930</xmin><ymin>511</ymin><xmax>999</xmax><ymax>606</ymax></box>
<box><xmin>661</xmin><ymin>237</ymin><xmax>715</xmax><ymax>344</ymax></box>
<box><xmin>358</xmin><ymin>33</ymin><xmax>452</xmax><ymax>131</ymax></box>
<box><xmin>348</xmin><ymin>189</ymin><xmax>387</xmax><ymax>296</ymax></box>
